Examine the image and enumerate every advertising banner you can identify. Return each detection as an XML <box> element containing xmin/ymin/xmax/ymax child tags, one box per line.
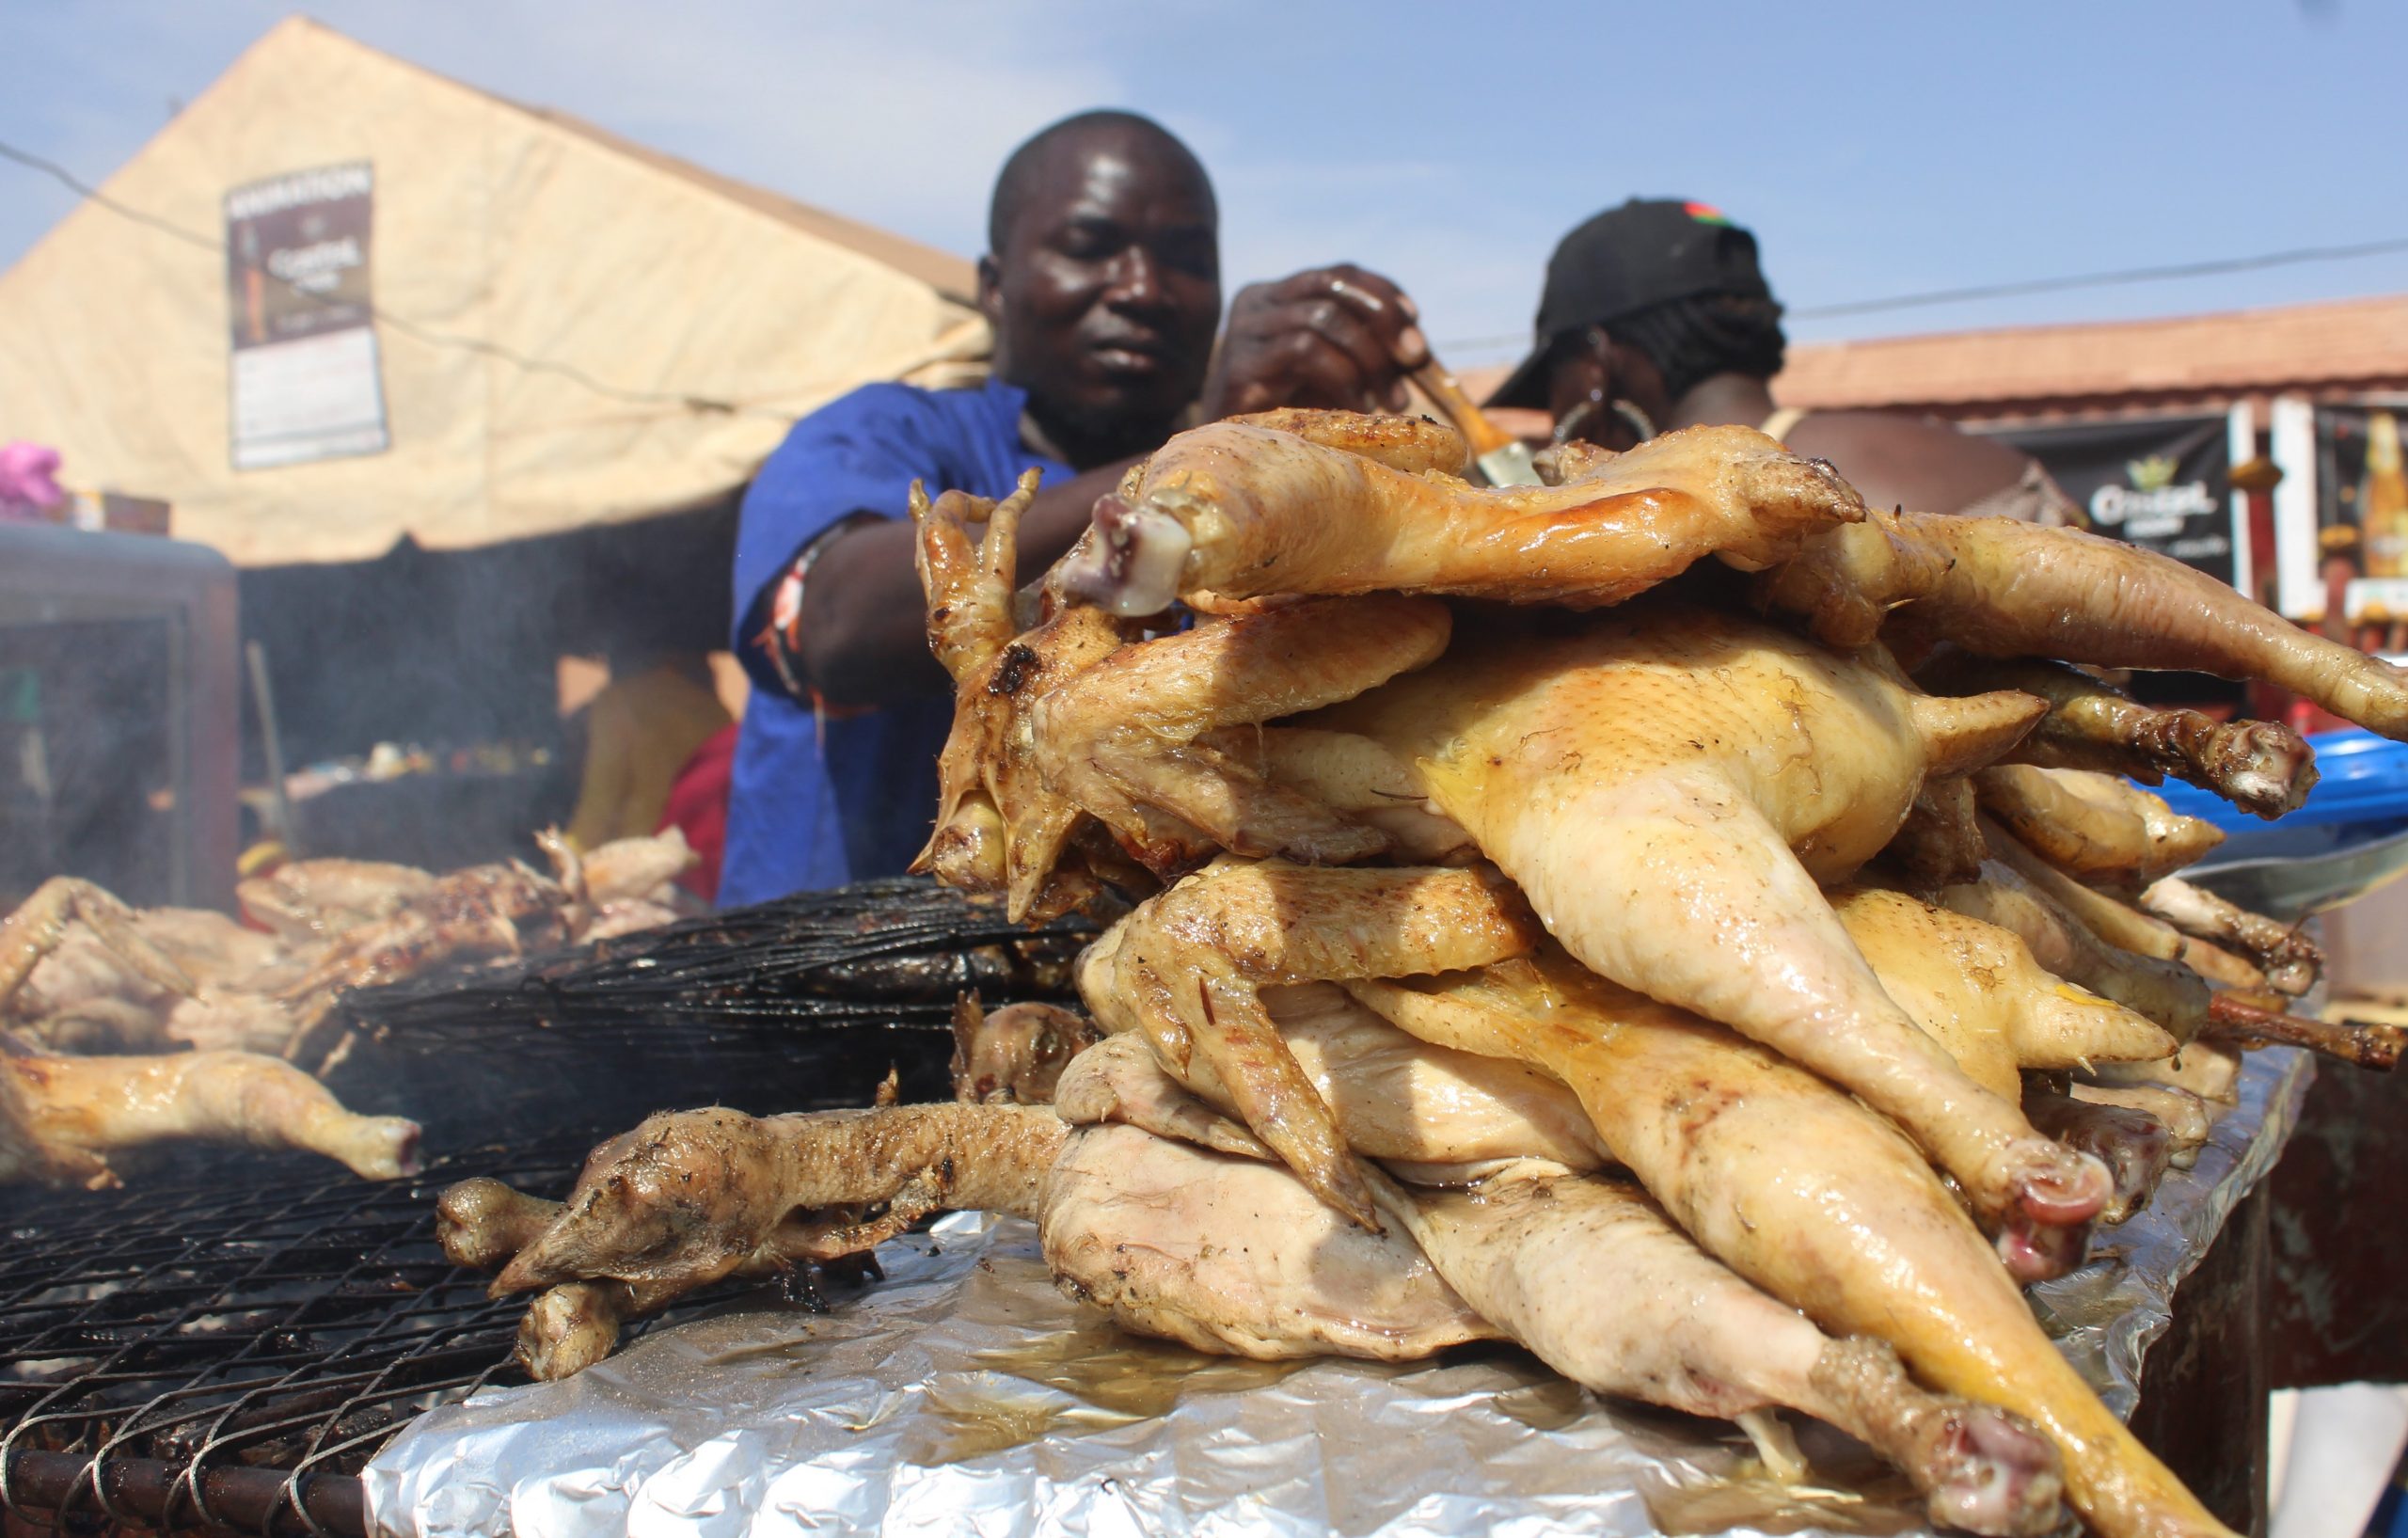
<box><xmin>224</xmin><ymin>162</ymin><xmax>388</xmax><ymax>469</ymax></box>
<box><xmin>1986</xmin><ymin>413</ymin><xmax>2243</xmax><ymax>591</ymax></box>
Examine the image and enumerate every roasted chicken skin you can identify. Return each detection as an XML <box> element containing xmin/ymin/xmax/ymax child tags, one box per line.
<box><xmin>1322</xmin><ymin>607</ymin><xmax>2109</xmax><ymax>1250</ymax></box>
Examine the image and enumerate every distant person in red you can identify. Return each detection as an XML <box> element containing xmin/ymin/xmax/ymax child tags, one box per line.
<box><xmin>1490</xmin><ymin>199</ymin><xmax>2078</xmax><ymax>524</ymax></box>
<box><xmin>656</xmin><ymin>721</ymin><xmax>737</xmax><ymax>903</ymax></box>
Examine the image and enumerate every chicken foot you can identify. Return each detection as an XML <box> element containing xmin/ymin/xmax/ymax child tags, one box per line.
<box><xmin>2022</xmin><ymin>1092</ymin><xmax>2173</xmax><ymax>1225</ymax></box>
<box><xmin>1917</xmin><ymin>653</ymin><xmax>2317</xmax><ymax>818</ymax></box>
<box><xmin>1758</xmin><ymin>508</ymin><xmax>2408</xmax><ymax>740</ymax></box>
<box><xmin>2139</xmin><ymin>878</ymin><xmax>2321</xmax><ymax>996</ymax></box>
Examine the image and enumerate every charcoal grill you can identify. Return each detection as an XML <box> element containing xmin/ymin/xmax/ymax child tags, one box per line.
<box><xmin>0</xmin><ymin>1139</ymin><xmax>712</xmax><ymax>1537</ymax></box>
<box><xmin>0</xmin><ymin>879</ymin><xmax>1098</xmax><ymax>1534</ymax></box>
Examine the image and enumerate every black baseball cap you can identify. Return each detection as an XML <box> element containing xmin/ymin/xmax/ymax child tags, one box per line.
<box><xmin>1488</xmin><ymin>198</ymin><xmax>1773</xmax><ymax>409</ymax></box>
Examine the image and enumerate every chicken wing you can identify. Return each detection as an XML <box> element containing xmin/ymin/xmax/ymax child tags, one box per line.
<box><xmin>1027</xmin><ymin>595</ymin><xmax>1450</xmax><ymax>878</ymax></box>
<box><xmin>1056</xmin><ymin>983</ymin><xmax>1608</xmax><ymax>1172</ymax></box>
<box><xmin>1061</xmin><ymin>418</ymin><xmax>1862</xmax><ymax>616</ymax></box>
<box><xmin>1932</xmin><ymin>861</ymin><xmax>2211</xmax><ymax>1039</ymax></box>
<box><xmin>1830</xmin><ymin>885</ymin><xmax>2175</xmax><ymax>1099</ymax></box>
<box><xmin>1078</xmin><ymin>860</ymin><xmax>1543</xmax><ymax>1229</ymax></box>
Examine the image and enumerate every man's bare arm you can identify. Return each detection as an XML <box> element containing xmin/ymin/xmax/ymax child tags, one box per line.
<box><xmin>795</xmin><ymin>459</ymin><xmax>1137</xmax><ymax>708</ymax></box>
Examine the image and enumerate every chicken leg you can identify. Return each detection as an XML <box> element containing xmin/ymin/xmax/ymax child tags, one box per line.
<box><xmin>1376</xmin><ymin>1166</ymin><xmax>2067</xmax><ymax>1537</ymax></box>
<box><xmin>1758</xmin><ymin>508</ymin><xmax>2408</xmax><ymax>740</ymax></box>
<box><xmin>1347</xmin><ymin>959</ymin><xmax>2236</xmax><ymax>1538</ymax></box>
<box><xmin>2</xmin><ymin>1040</ymin><xmax>420</xmax><ymax>1186</ymax></box>
<box><xmin>1061</xmin><ymin>417</ymin><xmax>1863</xmax><ymax>616</ymax></box>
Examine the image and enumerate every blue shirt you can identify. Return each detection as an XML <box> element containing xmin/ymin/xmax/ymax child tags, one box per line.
<box><xmin>721</xmin><ymin>379</ymin><xmax>1070</xmax><ymax>907</ymax></box>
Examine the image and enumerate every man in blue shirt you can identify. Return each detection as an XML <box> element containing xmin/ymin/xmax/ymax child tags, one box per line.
<box><xmin>723</xmin><ymin>111</ymin><xmax>1429</xmax><ymax>904</ymax></box>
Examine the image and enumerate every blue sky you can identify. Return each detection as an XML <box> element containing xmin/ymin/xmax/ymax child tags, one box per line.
<box><xmin>5</xmin><ymin>1</ymin><xmax>2404</xmax><ymax>368</ymax></box>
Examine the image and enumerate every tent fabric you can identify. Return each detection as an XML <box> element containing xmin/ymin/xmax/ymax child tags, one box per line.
<box><xmin>0</xmin><ymin>17</ymin><xmax>990</xmax><ymax>565</ymax></box>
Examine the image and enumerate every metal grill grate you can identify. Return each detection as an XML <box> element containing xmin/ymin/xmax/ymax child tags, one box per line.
<box><xmin>0</xmin><ymin>1139</ymin><xmax>882</xmax><ymax>1537</ymax></box>
<box><xmin>0</xmin><ymin>880</ymin><xmax>1089</xmax><ymax>1534</ymax></box>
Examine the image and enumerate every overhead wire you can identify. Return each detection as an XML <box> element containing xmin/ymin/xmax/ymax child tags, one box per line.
<box><xmin>1434</xmin><ymin>233</ymin><xmax>2408</xmax><ymax>355</ymax></box>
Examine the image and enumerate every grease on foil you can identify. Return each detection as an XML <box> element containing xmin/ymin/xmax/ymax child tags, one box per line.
<box><xmin>365</xmin><ymin>1049</ymin><xmax>2310</xmax><ymax>1538</ymax></box>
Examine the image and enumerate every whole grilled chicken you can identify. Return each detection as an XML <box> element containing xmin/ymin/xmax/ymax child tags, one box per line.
<box><xmin>1319</xmin><ymin>607</ymin><xmax>2112</xmax><ymax>1254</ymax></box>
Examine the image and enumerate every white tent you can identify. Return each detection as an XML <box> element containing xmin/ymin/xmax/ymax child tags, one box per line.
<box><xmin>0</xmin><ymin>17</ymin><xmax>988</xmax><ymax>565</ymax></box>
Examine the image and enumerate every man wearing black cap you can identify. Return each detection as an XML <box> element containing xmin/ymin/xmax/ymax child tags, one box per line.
<box><xmin>1491</xmin><ymin>199</ymin><xmax>2074</xmax><ymax>523</ymax></box>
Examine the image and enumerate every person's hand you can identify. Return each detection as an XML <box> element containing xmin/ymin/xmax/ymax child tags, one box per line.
<box><xmin>1197</xmin><ymin>265</ymin><xmax>1430</xmax><ymax>420</ymax></box>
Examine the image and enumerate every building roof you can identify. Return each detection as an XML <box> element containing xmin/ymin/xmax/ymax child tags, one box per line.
<box><xmin>1774</xmin><ymin>294</ymin><xmax>2408</xmax><ymax>421</ymax></box>
<box><xmin>1464</xmin><ymin>293</ymin><xmax>2408</xmax><ymax>427</ymax></box>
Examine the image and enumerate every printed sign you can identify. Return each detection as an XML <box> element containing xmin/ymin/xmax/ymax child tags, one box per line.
<box><xmin>224</xmin><ymin>162</ymin><xmax>388</xmax><ymax>469</ymax></box>
<box><xmin>1985</xmin><ymin>414</ymin><xmax>2242</xmax><ymax>590</ymax></box>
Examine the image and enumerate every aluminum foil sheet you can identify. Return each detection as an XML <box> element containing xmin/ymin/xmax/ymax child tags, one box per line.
<box><xmin>367</xmin><ymin>1047</ymin><xmax>2312</xmax><ymax>1538</ymax></box>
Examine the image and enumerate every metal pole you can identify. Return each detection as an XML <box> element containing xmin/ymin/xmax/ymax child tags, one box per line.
<box><xmin>246</xmin><ymin>640</ymin><xmax>299</xmax><ymax>857</ymax></box>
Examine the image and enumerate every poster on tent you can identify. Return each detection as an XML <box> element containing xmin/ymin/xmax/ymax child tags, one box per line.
<box><xmin>223</xmin><ymin>162</ymin><xmax>389</xmax><ymax>469</ymax></box>
<box><xmin>1984</xmin><ymin>410</ymin><xmax>2248</xmax><ymax>593</ymax></box>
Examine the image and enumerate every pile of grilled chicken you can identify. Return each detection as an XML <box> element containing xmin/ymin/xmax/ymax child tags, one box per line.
<box><xmin>441</xmin><ymin>413</ymin><xmax>2408</xmax><ymax>1538</ymax></box>
<box><xmin>0</xmin><ymin>829</ymin><xmax>698</xmax><ymax>1188</ymax></box>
